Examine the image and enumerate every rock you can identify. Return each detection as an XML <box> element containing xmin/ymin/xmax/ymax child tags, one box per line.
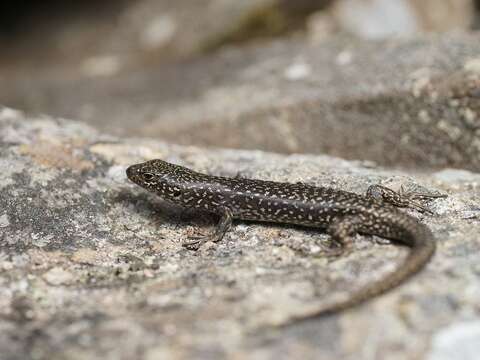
<box><xmin>428</xmin><ymin>321</ymin><xmax>480</xmax><ymax>360</ymax></box>
<box><xmin>0</xmin><ymin>0</ymin><xmax>329</xmax><ymax>68</ymax></box>
<box><xmin>2</xmin><ymin>33</ymin><xmax>480</xmax><ymax>170</ymax></box>
<box><xmin>42</xmin><ymin>267</ymin><xmax>74</xmax><ymax>286</ymax></box>
<box><xmin>309</xmin><ymin>0</ymin><xmax>476</xmax><ymax>40</ymax></box>
<box><xmin>408</xmin><ymin>0</ymin><xmax>475</xmax><ymax>32</ymax></box>
<box><xmin>0</xmin><ymin>108</ymin><xmax>479</xmax><ymax>359</ymax></box>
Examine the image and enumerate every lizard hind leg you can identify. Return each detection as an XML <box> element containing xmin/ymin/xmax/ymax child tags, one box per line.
<box><xmin>324</xmin><ymin>216</ymin><xmax>361</xmax><ymax>259</ymax></box>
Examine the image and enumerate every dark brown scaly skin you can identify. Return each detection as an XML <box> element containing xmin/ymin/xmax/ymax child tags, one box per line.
<box><xmin>126</xmin><ymin>159</ymin><xmax>445</xmax><ymax>323</ymax></box>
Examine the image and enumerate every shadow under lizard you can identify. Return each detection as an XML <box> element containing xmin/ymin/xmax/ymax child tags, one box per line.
<box><xmin>126</xmin><ymin>159</ymin><xmax>445</xmax><ymax>324</ymax></box>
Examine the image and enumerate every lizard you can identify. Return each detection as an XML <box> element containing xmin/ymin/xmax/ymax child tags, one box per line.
<box><xmin>126</xmin><ymin>159</ymin><xmax>445</xmax><ymax>322</ymax></box>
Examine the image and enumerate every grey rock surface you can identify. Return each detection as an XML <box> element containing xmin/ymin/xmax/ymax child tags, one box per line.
<box><xmin>1</xmin><ymin>107</ymin><xmax>479</xmax><ymax>359</ymax></box>
<box><xmin>2</xmin><ymin>33</ymin><xmax>480</xmax><ymax>170</ymax></box>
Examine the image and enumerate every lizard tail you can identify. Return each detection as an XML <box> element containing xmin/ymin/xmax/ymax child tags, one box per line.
<box><xmin>285</xmin><ymin>217</ymin><xmax>435</xmax><ymax>324</ymax></box>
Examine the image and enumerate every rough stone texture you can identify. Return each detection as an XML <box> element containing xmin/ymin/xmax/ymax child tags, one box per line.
<box><xmin>1</xmin><ymin>108</ymin><xmax>479</xmax><ymax>359</ymax></box>
<box><xmin>2</xmin><ymin>33</ymin><xmax>480</xmax><ymax>171</ymax></box>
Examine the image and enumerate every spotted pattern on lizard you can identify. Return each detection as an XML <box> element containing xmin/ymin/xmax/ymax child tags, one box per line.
<box><xmin>126</xmin><ymin>159</ymin><xmax>445</xmax><ymax>324</ymax></box>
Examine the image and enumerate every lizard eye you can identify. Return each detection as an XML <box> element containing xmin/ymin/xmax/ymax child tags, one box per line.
<box><xmin>142</xmin><ymin>172</ymin><xmax>155</xmax><ymax>181</ymax></box>
<box><xmin>172</xmin><ymin>190</ymin><xmax>182</xmax><ymax>197</ymax></box>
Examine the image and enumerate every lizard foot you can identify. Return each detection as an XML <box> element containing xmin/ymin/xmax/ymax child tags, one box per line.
<box><xmin>366</xmin><ymin>184</ymin><xmax>446</xmax><ymax>214</ymax></box>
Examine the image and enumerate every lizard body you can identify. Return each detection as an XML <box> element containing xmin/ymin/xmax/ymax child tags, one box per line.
<box><xmin>127</xmin><ymin>159</ymin><xmax>444</xmax><ymax>321</ymax></box>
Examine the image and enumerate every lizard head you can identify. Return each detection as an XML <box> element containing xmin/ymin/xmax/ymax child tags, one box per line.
<box><xmin>126</xmin><ymin>159</ymin><xmax>197</xmax><ymax>202</ymax></box>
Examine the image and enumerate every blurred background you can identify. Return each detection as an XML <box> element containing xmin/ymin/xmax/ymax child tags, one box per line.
<box><xmin>1</xmin><ymin>0</ymin><xmax>480</xmax><ymax>169</ymax></box>
<box><xmin>1</xmin><ymin>0</ymin><xmax>479</xmax><ymax>65</ymax></box>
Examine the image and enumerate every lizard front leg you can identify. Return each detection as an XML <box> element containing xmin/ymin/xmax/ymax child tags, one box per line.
<box><xmin>183</xmin><ymin>207</ymin><xmax>233</xmax><ymax>250</ymax></box>
<box><xmin>323</xmin><ymin>216</ymin><xmax>361</xmax><ymax>258</ymax></box>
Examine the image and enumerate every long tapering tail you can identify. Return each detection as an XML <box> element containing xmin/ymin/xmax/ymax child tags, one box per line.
<box><xmin>285</xmin><ymin>217</ymin><xmax>435</xmax><ymax>324</ymax></box>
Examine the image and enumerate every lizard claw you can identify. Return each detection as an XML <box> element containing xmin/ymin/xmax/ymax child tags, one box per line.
<box><xmin>182</xmin><ymin>233</ymin><xmax>209</xmax><ymax>250</ymax></box>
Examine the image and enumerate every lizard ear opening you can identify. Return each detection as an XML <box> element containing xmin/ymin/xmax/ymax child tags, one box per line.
<box><xmin>173</xmin><ymin>190</ymin><xmax>181</xmax><ymax>197</ymax></box>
